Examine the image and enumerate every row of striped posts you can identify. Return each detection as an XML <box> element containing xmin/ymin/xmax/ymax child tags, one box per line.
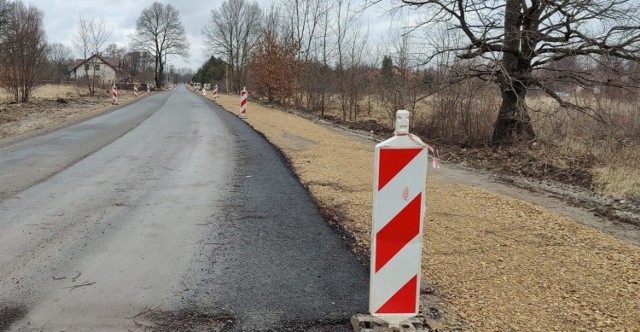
<box><xmin>209</xmin><ymin>85</ymin><xmax>247</xmax><ymax>119</ymax></box>
<box><xmin>111</xmin><ymin>84</ymin><xmax>151</xmax><ymax>105</ymax></box>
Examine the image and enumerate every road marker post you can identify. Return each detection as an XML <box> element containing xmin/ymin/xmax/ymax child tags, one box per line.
<box><xmin>239</xmin><ymin>87</ymin><xmax>248</xmax><ymax>119</ymax></box>
<box><xmin>212</xmin><ymin>85</ymin><xmax>219</xmax><ymax>100</ymax></box>
<box><xmin>202</xmin><ymin>87</ymin><xmax>207</xmax><ymax>96</ymax></box>
<box><xmin>112</xmin><ymin>84</ymin><xmax>118</xmax><ymax>105</ymax></box>
<box><xmin>147</xmin><ymin>85</ymin><xmax>151</xmax><ymax>93</ymax></box>
<box><xmin>368</xmin><ymin>110</ymin><xmax>428</xmax><ymax>329</ymax></box>
<box><xmin>134</xmin><ymin>85</ymin><xmax>138</xmax><ymax>97</ymax></box>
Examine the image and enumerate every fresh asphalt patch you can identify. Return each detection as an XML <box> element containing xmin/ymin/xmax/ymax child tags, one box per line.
<box><xmin>177</xmin><ymin>98</ymin><xmax>369</xmax><ymax>331</ymax></box>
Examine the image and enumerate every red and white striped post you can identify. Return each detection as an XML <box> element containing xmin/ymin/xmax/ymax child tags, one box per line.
<box><xmin>134</xmin><ymin>85</ymin><xmax>138</xmax><ymax>97</ymax></box>
<box><xmin>370</xmin><ymin>110</ymin><xmax>428</xmax><ymax>327</ymax></box>
<box><xmin>239</xmin><ymin>86</ymin><xmax>248</xmax><ymax>119</ymax></box>
<box><xmin>212</xmin><ymin>85</ymin><xmax>219</xmax><ymax>100</ymax></box>
<box><xmin>111</xmin><ymin>84</ymin><xmax>118</xmax><ymax>105</ymax></box>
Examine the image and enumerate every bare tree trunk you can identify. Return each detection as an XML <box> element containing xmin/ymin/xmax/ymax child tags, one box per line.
<box><xmin>492</xmin><ymin>82</ymin><xmax>535</xmax><ymax>144</ymax></box>
<box><xmin>84</xmin><ymin>67</ymin><xmax>92</xmax><ymax>95</ymax></box>
<box><xmin>154</xmin><ymin>51</ymin><xmax>160</xmax><ymax>88</ymax></box>
<box><xmin>491</xmin><ymin>0</ymin><xmax>535</xmax><ymax>145</ymax></box>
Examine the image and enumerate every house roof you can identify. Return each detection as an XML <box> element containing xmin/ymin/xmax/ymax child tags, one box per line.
<box><xmin>68</xmin><ymin>54</ymin><xmax>123</xmax><ymax>72</ymax></box>
<box><xmin>69</xmin><ymin>59</ymin><xmax>84</xmax><ymax>71</ymax></box>
<box><xmin>104</xmin><ymin>57</ymin><xmax>123</xmax><ymax>69</ymax></box>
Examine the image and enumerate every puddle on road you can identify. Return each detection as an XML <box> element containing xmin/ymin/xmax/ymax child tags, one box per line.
<box><xmin>134</xmin><ymin>310</ymin><xmax>235</xmax><ymax>331</ymax></box>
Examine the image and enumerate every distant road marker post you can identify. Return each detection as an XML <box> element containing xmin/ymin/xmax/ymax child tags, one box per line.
<box><xmin>213</xmin><ymin>85</ymin><xmax>219</xmax><ymax>100</ymax></box>
<box><xmin>239</xmin><ymin>87</ymin><xmax>248</xmax><ymax>119</ymax></box>
<box><xmin>112</xmin><ymin>84</ymin><xmax>118</xmax><ymax>105</ymax></box>
<box><xmin>134</xmin><ymin>85</ymin><xmax>138</xmax><ymax>97</ymax></box>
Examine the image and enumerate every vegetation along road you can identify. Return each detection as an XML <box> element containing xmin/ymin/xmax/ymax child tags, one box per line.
<box><xmin>0</xmin><ymin>86</ymin><xmax>367</xmax><ymax>331</ymax></box>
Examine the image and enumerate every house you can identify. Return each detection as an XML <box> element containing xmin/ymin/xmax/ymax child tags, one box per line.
<box><xmin>68</xmin><ymin>54</ymin><xmax>124</xmax><ymax>84</ymax></box>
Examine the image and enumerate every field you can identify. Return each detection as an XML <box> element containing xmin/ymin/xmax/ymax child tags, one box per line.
<box><xmin>0</xmin><ymin>83</ymin><xmax>92</xmax><ymax>100</ymax></box>
<box><xmin>0</xmin><ymin>84</ymin><xmax>139</xmax><ymax>140</ymax></box>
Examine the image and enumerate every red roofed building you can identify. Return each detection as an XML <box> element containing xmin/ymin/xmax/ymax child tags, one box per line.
<box><xmin>68</xmin><ymin>54</ymin><xmax>124</xmax><ymax>84</ymax></box>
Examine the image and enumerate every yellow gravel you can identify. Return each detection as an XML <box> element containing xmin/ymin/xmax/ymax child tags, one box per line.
<box><xmin>213</xmin><ymin>93</ymin><xmax>640</xmax><ymax>331</ymax></box>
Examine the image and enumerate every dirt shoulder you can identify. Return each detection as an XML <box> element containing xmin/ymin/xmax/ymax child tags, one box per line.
<box><xmin>212</xmin><ymin>93</ymin><xmax>640</xmax><ymax>331</ymax></box>
<box><xmin>0</xmin><ymin>90</ymin><xmax>145</xmax><ymax>143</ymax></box>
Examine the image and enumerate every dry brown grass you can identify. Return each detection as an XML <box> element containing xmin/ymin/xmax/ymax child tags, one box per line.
<box><xmin>0</xmin><ymin>83</ymin><xmax>119</xmax><ymax>101</ymax></box>
<box><xmin>593</xmin><ymin>165</ymin><xmax>640</xmax><ymax>198</ymax></box>
<box><xmin>31</xmin><ymin>84</ymin><xmax>79</xmax><ymax>99</ymax></box>
<box><xmin>529</xmin><ymin>94</ymin><xmax>640</xmax><ymax>198</ymax></box>
<box><xmin>327</xmin><ymin>88</ymin><xmax>640</xmax><ymax>199</ymax></box>
<box><xmin>0</xmin><ymin>86</ymin><xmax>141</xmax><ymax>139</ymax></box>
<box><xmin>1</xmin><ymin>84</ymin><xmax>78</xmax><ymax>101</ymax></box>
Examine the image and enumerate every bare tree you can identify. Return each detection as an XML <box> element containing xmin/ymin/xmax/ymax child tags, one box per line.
<box><xmin>282</xmin><ymin>0</ymin><xmax>330</xmax><ymax>107</ymax></box>
<box><xmin>203</xmin><ymin>0</ymin><xmax>262</xmax><ymax>92</ymax></box>
<box><xmin>316</xmin><ymin>5</ymin><xmax>334</xmax><ymax>115</ymax></box>
<box><xmin>104</xmin><ymin>43</ymin><xmax>126</xmax><ymax>59</ymax></box>
<box><xmin>73</xmin><ymin>16</ymin><xmax>112</xmax><ymax>95</ymax></box>
<box><xmin>73</xmin><ymin>17</ymin><xmax>91</xmax><ymax>65</ymax></box>
<box><xmin>333</xmin><ymin>0</ymin><xmax>367</xmax><ymax>121</ymax></box>
<box><xmin>0</xmin><ymin>0</ymin><xmax>10</xmax><ymax>39</ymax></box>
<box><xmin>262</xmin><ymin>3</ymin><xmax>285</xmax><ymax>42</ymax></box>
<box><xmin>47</xmin><ymin>43</ymin><xmax>74</xmax><ymax>83</ymax></box>
<box><xmin>131</xmin><ymin>2</ymin><xmax>189</xmax><ymax>88</ymax></box>
<box><xmin>394</xmin><ymin>0</ymin><xmax>640</xmax><ymax>145</ymax></box>
<box><xmin>378</xmin><ymin>30</ymin><xmax>417</xmax><ymax>125</ymax></box>
<box><xmin>123</xmin><ymin>50</ymin><xmax>153</xmax><ymax>82</ymax></box>
<box><xmin>0</xmin><ymin>1</ymin><xmax>47</xmax><ymax>102</ymax></box>
<box><xmin>73</xmin><ymin>16</ymin><xmax>112</xmax><ymax>59</ymax></box>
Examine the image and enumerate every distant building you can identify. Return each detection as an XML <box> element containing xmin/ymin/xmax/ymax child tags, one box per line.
<box><xmin>68</xmin><ymin>54</ymin><xmax>124</xmax><ymax>83</ymax></box>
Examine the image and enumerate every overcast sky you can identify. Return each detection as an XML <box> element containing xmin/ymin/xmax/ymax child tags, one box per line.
<box><xmin>32</xmin><ymin>0</ymin><xmax>412</xmax><ymax>71</ymax></box>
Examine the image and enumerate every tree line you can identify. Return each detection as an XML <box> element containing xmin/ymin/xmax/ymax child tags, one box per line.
<box><xmin>0</xmin><ymin>0</ymin><xmax>47</xmax><ymax>102</ymax></box>
<box><xmin>2</xmin><ymin>0</ymin><xmax>640</xmax><ymax>145</ymax></box>
<box><xmin>200</xmin><ymin>0</ymin><xmax>640</xmax><ymax>145</ymax></box>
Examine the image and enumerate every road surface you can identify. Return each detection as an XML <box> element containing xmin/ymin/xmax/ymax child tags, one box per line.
<box><xmin>0</xmin><ymin>86</ymin><xmax>368</xmax><ymax>331</ymax></box>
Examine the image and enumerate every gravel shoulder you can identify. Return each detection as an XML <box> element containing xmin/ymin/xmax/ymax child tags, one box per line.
<box><xmin>212</xmin><ymin>93</ymin><xmax>640</xmax><ymax>331</ymax></box>
<box><xmin>0</xmin><ymin>90</ymin><xmax>144</xmax><ymax>144</ymax></box>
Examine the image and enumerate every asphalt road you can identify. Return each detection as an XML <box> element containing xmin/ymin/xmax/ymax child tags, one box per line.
<box><xmin>0</xmin><ymin>86</ymin><xmax>368</xmax><ymax>331</ymax></box>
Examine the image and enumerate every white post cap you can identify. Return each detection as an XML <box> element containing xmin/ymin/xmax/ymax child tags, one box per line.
<box><xmin>395</xmin><ymin>110</ymin><xmax>410</xmax><ymax>134</ymax></box>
